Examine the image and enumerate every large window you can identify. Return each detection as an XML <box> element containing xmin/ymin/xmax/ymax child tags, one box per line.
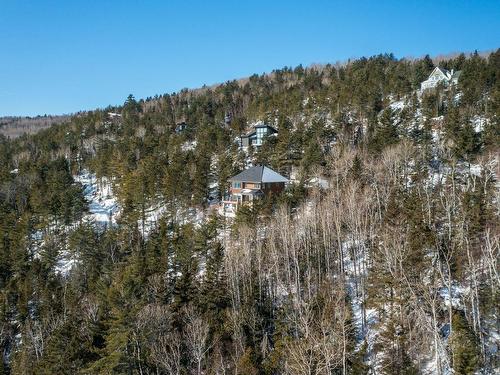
<box><xmin>256</xmin><ymin>127</ymin><xmax>267</xmax><ymax>145</ymax></box>
<box><xmin>233</xmin><ymin>182</ymin><xmax>241</xmax><ymax>188</ymax></box>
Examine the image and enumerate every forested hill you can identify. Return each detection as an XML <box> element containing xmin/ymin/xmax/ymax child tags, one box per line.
<box><xmin>0</xmin><ymin>51</ymin><xmax>499</xmax><ymax>374</ymax></box>
<box><xmin>0</xmin><ymin>115</ymin><xmax>70</xmax><ymax>139</ymax></box>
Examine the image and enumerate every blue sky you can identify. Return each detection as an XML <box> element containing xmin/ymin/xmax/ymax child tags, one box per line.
<box><xmin>1</xmin><ymin>1</ymin><xmax>499</xmax><ymax>116</ymax></box>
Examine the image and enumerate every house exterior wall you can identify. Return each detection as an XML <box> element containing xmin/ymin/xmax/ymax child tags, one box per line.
<box><xmin>225</xmin><ymin>181</ymin><xmax>285</xmax><ymax>202</ymax></box>
<box><xmin>422</xmin><ymin>77</ymin><xmax>448</xmax><ymax>90</ymax></box>
<box><xmin>421</xmin><ymin>80</ymin><xmax>439</xmax><ymax>90</ymax></box>
<box><xmin>228</xmin><ymin>182</ymin><xmax>283</xmax><ymax>194</ymax></box>
<box><xmin>240</xmin><ymin>136</ymin><xmax>250</xmax><ymax>147</ymax></box>
<box><xmin>243</xmin><ymin>182</ymin><xmax>260</xmax><ymax>189</ymax></box>
<box><xmin>239</xmin><ymin>125</ymin><xmax>277</xmax><ymax>148</ymax></box>
<box><xmin>262</xmin><ymin>182</ymin><xmax>285</xmax><ymax>194</ymax></box>
<box><xmin>421</xmin><ymin>68</ymin><xmax>460</xmax><ymax>91</ymax></box>
<box><xmin>422</xmin><ymin>70</ymin><xmax>445</xmax><ymax>89</ymax></box>
<box><xmin>175</xmin><ymin>124</ymin><xmax>187</xmax><ymax>133</ymax></box>
<box><xmin>222</xmin><ymin>166</ymin><xmax>287</xmax><ymax>217</ymax></box>
<box><xmin>255</xmin><ymin>126</ymin><xmax>270</xmax><ymax>146</ymax></box>
<box><xmin>230</xmin><ymin>181</ymin><xmax>285</xmax><ymax>192</ymax></box>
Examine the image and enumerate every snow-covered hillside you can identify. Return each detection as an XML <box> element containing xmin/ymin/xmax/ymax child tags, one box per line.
<box><xmin>74</xmin><ymin>171</ymin><xmax>120</xmax><ymax>228</ymax></box>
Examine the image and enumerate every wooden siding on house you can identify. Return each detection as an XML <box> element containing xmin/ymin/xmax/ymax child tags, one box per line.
<box><xmin>243</xmin><ymin>182</ymin><xmax>260</xmax><ymax>189</ymax></box>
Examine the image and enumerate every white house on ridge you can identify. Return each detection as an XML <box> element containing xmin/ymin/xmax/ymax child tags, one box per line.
<box><xmin>421</xmin><ymin>67</ymin><xmax>461</xmax><ymax>91</ymax></box>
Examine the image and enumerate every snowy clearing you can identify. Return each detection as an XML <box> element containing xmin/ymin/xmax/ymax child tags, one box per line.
<box><xmin>74</xmin><ymin>170</ymin><xmax>120</xmax><ymax>229</ymax></box>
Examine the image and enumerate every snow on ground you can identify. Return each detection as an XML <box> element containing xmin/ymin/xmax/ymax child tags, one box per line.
<box><xmin>342</xmin><ymin>240</ymin><xmax>374</xmax><ymax>345</ymax></box>
<box><xmin>29</xmin><ymin>229</ymin><xmax>44</xmax><ymax>260</ymax></box>
<box><xmin>439</xmin><ymin>283</ymin><xmax>469</xmax><ymax>308</ymax></box>
<box><xmin>74</xmin><ymin>170</ymin><xmax>120</xmax><ymax>229</ymax></box>
<box><xmin>389</xmin><ymin>98</ymin><xmax>406</xmax><ymax>111</ymax></box>
<box><xmin>179</xmin><ymin>207</ymin><xmax>205</xmax><ymax>226</ymax></box>
<box><xmin>55</xmin><ymin>251</ymin><xmax>78</xmax><ymax>276</ymax></box>
<box><xmin>30</xmin><ymin>227</ymin><xmax>77</xmax><ymax>277</ymax></box>
<box><xmin>428</xmin><ymin>154</ymin><xmax>499</xmax><ymax>189</ymax></box>
<box><xmin>421</xmin><ymin>355</ymin><xmax>453</xmax><ymax>375</ymax></box>
<box><xmin>143</xmin><ymin>203</ymin><xmax>206</xmax><ymax>230</ymax></box>
<box><xmin>484</xmin><ymin>315</ymin><xmax>500</xmax><ymax>368</ymax></box>
<box><xmin>139</xmin><ymin>202</ymin><xmax>168</xmax><ymax>238</ymax></box>
<box><xmin>342</xmin><ymin>239</ymin><xmax>383</xmax><ymax>371</ymax></box>
<box><xmin>430</xmin><ymin>115</ymin><xmax>444</xmax><ymax>122</ymax></box>
<box><xmin>181</xmin><ymin>140</ymin><xmax>197</xmax><ymax>152</ymax></box>
<box><xmin>471</xmin><ymin>115</ymin><xmax>488</xmax><ymax>133</ymax></box>
<box><xmin>469</xmin><ymin>163</ymin><xmax>483</xmax><ymax>178</ymax></box>
<box><xmin>208</xmin><ymin>181</ymin><xmax>219</xmax><ymax>200</ymax></box>
<box><xmin>24</xmin><ymin>171</ymin><xmax>120</xmax><ymax>277</ymax></box>
<box><xmin>75</xmin><ymin>170</ymin><xmax>209</xmax><ymax>238</ymax></box>
<box><xmin>306</xmin><ymin>176</ymin><xmax>329</xmax><ymax>189</ymax></box>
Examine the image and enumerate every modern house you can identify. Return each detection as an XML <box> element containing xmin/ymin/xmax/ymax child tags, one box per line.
<box><xmin>239</xmin><ymin>122</ymin><xmax>277</xmax><ymax>148</ymax></box>
<box><xmin>220</xmin><ymin>165</ymin><xmax>288</xmax><ymax>217</ymax></box>
<box><xmin>421</xmin><ymin>67</ymin><xmax>461</xmax><ymax>91</ymax></box>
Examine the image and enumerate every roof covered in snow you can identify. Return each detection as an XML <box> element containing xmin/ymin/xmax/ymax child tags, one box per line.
<box><xmin>229</xmin><ymin>165</ymin><xmax>288</xmax><ymax>183</ymax></box>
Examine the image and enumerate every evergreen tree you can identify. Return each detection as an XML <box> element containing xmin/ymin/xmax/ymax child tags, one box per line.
<box><xmin>369</xmin><ymin>108</ymin><xmax>398</xmax><ymax>153</ymax></box>
<box><xmin>450</xmin><ymin>311</ymin><xmax>481</xmax><ymax>374</ymax></box>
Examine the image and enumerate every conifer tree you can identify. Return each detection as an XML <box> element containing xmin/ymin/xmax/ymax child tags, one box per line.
<box><xmin>450</xmin><ymin>311</ymin><xmax>481</xmax><ymax>374</ymax></box>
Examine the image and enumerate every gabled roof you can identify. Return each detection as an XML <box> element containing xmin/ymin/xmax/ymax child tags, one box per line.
<box><xmin>229</xmin><ymin>165</ymin><xmax>288</xmax><ymax>183</ymax></box>
<box><xmin>428</xmin><ymin>67</ymin><xmax>461</xmax><ymax>81</ymax></box>
<box><xmin>428</xmin><ymin>66</ymin><xmax>449</xmax><ymax>79</ymax></box>
<box><xmin>451</xmin><ymin>70</ymin><xmax>462</xmax><ymax>79</ymax></box>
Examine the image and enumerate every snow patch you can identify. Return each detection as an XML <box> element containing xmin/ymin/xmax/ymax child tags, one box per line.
<box><xmin>55</xmin><ymin>251</ymin><xmax>78</xmax><ymax>277</ymax></box>
<box><xmin>74</xmin><ymin>170</ymin><xmax>120</xmax><ymax>229</ymax></box>
<box><xmin>306</xmin><ymin>176</ymin><xmax>330</xmax><ymax>189</ymax></box>
<box><xmin>181</xmin><ymin>140</ymin><xmax>197</xmax><ymax>152</ymax></box>
<box><xmin>139</xmin><ymin>202</ymin><xmax>168</xmax><ymax>238</ymax></box>
<box><xmin>439</xmin><ymin>283</ymin><xmax>469</xmax><ymax>308</ymax></box>
<box><xmin>389</xmin><ymin>99</ymin><xmax>406</xmax><ymax>111</ymax></box>
<box><xmin>471</xmin><ymin>115</ymin><xmax>488</xmax><ymax>133</ymax></box>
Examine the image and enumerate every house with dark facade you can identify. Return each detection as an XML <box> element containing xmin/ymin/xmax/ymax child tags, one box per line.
<box><xmin>239</xmin><ymin>122</ymin><xmax>277</xmax><ymax>148</ymax></box>
<box><xmin>220</xmin><ymin>165</ymin><xmax>288</xmax><ymax>217</ymax></box>
<box><xmin>175</xmin><ymin>121</ymin><xmax>188</xmax><ymax>133</ymax></box>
